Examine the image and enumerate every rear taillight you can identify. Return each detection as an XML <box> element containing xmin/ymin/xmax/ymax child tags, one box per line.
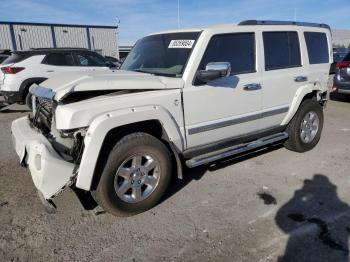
<box><xmin>336</xmin><ymin>61</ymin><xmax>350</xmax><ymax>69</ymax></box>
<box><xmin>1</xmin><ymin>67</ymin><xmax>25</xmax><ymax>74</ymax></box>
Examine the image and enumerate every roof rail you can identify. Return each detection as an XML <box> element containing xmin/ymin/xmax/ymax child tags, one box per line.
<box><xmin>29</xmin><ymin>47</ymin><xmax>88</xmax><ymax>50</ymax></box>
<box><xmin>238</xmin><ymin>20</ymin><xmax>330</xmax><ymax>30</ymax></box>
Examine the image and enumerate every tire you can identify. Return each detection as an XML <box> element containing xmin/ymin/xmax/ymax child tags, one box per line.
<box><xmin>25</xmin><ymin>92</ymin><xmax>32</xmax><ymax>110</ymax></box>
<box><xmin>284</xmin><ymin>99</ymin><xmax>324</xmax><ymax>152</ymax></box>
<box><xmin>93</xmin><ymin>132</ymin><xmax>173</xmax><ymax>216</ymax></box>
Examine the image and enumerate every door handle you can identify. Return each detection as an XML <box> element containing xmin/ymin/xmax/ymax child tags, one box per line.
<box><xmin>294</xmin><ymin>76</ymin><xmax>308</xmax><ymax>82</ymax></box>
<box><xmin>243</xmin><ymin>83</ymin><xmax>262</xmax><ymax>91</ymax></box>
<box><xmin>46</xmin><ymin>70</ymin><xmax>55</xmax><ymax>73</ymax></box>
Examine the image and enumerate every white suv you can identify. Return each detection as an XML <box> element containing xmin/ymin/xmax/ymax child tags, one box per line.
<box><xmin>11</xmin><ymin>20</ymin><xmax>332</xmax><ymax>216</ymax></box>
<box><xmin>0</xmin><ymin>48</ymin><xmax>113</xmax><ymax>107</ymax></box>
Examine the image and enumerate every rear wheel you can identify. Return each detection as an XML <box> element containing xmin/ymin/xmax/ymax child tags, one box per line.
<box><xmin>93</xmin><ymin>132</ymin><xmax>173</xmax><ymax>216</ymax></box>
<box><xmin>284</xmin><ymin>99</ymin><xmax>324</xmax><ymax>152</ymax></box>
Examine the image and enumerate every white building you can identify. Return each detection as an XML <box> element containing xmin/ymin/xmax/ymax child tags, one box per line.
<box><xmin>332</xmin><ymin>29</ymin><xmax>350</xmax><ymax>48</ymax></box>
<box><xmin>0</xmin><ymin>21</ymin><xmax>119</xmax><ymax>58</ymax></box>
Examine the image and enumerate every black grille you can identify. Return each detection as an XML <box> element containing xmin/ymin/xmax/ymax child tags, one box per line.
<box><xmin>32</xmin><ymin>97</ymin><xmax>53</xmax><ymax>133</ymax></box>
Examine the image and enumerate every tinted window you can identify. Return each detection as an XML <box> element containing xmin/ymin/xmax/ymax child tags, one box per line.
<box><xmin>200</xmin><ymin>33</ymin><xmax>255</xmax><ymax>74</ymax></box>
<box><xmin>334</xmin><ymin>52</ymin><xmax>347</xmax><ymax>63</ymax></box>
<box><xmin>304</xmin><ymin>32</ymin><xmax>329</xmax><ymax>64</ymax></box>
<box><xmin>44</xmin><ymin>53</ymin><xmax>75</xmax><ymax>66</ymax></box>
<box><xmin>0</xmin><ymin>55</ymin><xmax>9</xmax><ymax>64</ymax></box>
<box><xmin>2</xmin><ymin>53</ymin><xmax>30</xmax><ymax>64</ymax></box>
<box><xmin>263</xmin><ymin>31</ymin><xmax>301</xmax><ymax>70</ymax></box>
<box><xmin>343</xmin><ymin>52</ymin><xmax>350</xmax><ymax>62</ymax></box>
<box><xmin>75</xmin><ymin>52</ymin><xmax>106</xmax><ymax>67</ymax></box>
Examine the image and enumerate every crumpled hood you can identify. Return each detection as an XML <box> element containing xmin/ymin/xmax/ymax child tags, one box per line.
<box><xmin>40</xmin><ymin>69</ymin><xmax>184</xmax><ymax>101</ymax></box>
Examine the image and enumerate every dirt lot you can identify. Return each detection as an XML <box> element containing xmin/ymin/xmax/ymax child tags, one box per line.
<box><xmin>0</xmin><ymin>94</ymin><xmax>350</xmax><ymax>262</ymax></box>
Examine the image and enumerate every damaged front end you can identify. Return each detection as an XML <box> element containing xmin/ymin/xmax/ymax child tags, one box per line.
<box><xmin>11</xmin><ymin>85</ymin><xmax>87</xmax><ymax>211</ymax></box>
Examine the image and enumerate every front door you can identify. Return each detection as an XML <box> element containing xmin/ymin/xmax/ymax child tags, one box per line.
<box><xmin>183</xmin><ymin>32</ymin><xmax>262</xmax><ymax>148</ymax></box>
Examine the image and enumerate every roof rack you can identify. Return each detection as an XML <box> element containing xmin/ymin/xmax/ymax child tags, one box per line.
<box><xmin>238</xmin><ymin>20</ymin><xmax>330</xmax><ymax>30</ymax></box>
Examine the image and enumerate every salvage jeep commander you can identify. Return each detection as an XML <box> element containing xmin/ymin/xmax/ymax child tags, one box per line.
<box><xmin>11</xmin><ymin>20</ymin><xmax>332</xmax><ymax>216</ymax></box>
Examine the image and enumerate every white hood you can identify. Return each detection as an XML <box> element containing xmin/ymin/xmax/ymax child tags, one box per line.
<box><xmin>40</xmin><ymin>70</ymin><xmax>184</xmax><ymax>101</ymax></box>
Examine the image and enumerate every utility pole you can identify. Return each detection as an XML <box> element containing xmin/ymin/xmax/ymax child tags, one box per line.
<box><xmin>177</xmin><ymin>0</ymin><xmax>180</xmax><ymax>28</ymax></box>
<box><xmin>294</xmin><ymin>8</ymin><xmax>297</xmax><ymax>22</ymax></box>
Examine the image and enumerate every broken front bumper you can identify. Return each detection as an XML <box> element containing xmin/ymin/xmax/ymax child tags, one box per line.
<box><xmin>11</xmin><ymin>116</ymin><xmax>75</xmax><ymax>200</ymax></box>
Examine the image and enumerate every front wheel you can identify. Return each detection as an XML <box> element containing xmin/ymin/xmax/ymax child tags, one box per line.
<box><xmin>93</xmin><ymin>132</ymin><xmax>173</xmax><ymax>216</ymax></box>
<box><xmin>284</xmin><ymin>99</ymin><xmax>324</xmax><ymax>152</ymax></box>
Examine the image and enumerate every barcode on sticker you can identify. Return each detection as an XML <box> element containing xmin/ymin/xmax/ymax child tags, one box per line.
<box><xmin>168</xmin><ymin>40</ymin><xmax>195</xmax><ymax>48</ymax></box>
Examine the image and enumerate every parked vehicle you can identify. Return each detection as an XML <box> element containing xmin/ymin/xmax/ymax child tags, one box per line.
<box><xmin>334</xmin><ymin>52</ymin><xmax>350</xmax><ymax>95</ymax></box>
<box><xmin>105</xmin><ymin>56</ymin><xmax>121</xmax><ymax>67</ymax></box>
<box><xmin>11</xmin><ymin>20</ymin><xmax>331</xmax><ymax>216</ymax></box>
<box><xmin>330</xmin><ymin>52</ymin><xmax>348</xmax><ymax>74</ymax></box>
<box><xmin>0</xmin><ymin>48</ymin><xmax>113</xmax><ymax>107</ymax></box>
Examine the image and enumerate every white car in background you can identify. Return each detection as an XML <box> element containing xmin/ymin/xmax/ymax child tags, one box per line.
<box><xmin>0</xmin><ymin>48</ymin><xmax>114</xmax><ymax>107</ymax></box>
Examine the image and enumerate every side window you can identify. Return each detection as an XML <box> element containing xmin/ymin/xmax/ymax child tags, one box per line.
<box><xmin>200</xmin><ymin>33</ymin><xmax>256</xmax><ymax>75</ymax></box>
<box><xmin>263</xmin><ymin>31</ymin><xmax>301</xmax><ymax>70</ymax></box>
<box><xmin>75</xmin><ymin>52</ymin><xmax>107</xmax><ymax>67</ymax></box>
<box><xmin>43</xmin><ymin>53</ymin><xmax>75</xmax><ymax>66</ymax></box>
<box><xmin>304</xmin><ymin>32</ymin><xmax>329</xmax><ymax>64</ymax></box>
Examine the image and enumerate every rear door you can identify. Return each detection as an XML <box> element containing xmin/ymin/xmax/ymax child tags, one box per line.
<box><xmin>41</xmin><ymin>52</ymin><xmax>80</xmax><ymax>77</ymax></box>
<box><xmin>259</xmin><ymin>30</ymin><xmax>305</xmax><ymax>129</ymax></box>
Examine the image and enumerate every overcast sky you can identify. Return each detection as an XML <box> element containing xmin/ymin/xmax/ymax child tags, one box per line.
<box><xmin>1</xmin><ymin>0</ymin><xmax>349</xmax><ymax>45</ymax></box>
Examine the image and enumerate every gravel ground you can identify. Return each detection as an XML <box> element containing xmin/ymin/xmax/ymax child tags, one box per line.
<box><xmin>0</xmin><ymin>94</ymin><xmax>350</xmax><ymax>262</ymax></box>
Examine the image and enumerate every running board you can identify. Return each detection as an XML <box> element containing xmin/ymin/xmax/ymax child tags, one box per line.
<box><xmin>186</xmin><ymin>132</ymin><xmax>288</xmax><ymax>168</ymax></box>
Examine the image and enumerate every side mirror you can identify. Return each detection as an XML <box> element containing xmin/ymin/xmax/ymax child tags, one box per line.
<box><xmin>196</xmin><ymin>62</ymin><xmax>231</xmax><ymax>83</ymax></box>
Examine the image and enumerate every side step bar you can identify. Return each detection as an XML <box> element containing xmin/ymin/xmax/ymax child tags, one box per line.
<box><xmin>186</xmin><ymin>132</ymin><xmax>288</xmax><ymax>168</ymax></box>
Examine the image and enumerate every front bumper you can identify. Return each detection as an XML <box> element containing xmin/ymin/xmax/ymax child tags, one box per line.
<box><xmin>11</xmin><ymin>116</ymin><xmax>75</xmax><ymax>199</ymax></box>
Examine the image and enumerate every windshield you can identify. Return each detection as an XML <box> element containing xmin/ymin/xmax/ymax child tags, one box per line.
<box><xmin>341</xmin><ymin>52</ymin><xmax>350</xmax><ymax>62</ymax></box>
<box><xmin>334</xmin><ymin>52</ymin><xmax>348</xmax><ymax>62</ymax></box>
<box><xmin>121</xmin><ymin>32</ymin><xmax>200</xmax><ymax>77</ymax></box>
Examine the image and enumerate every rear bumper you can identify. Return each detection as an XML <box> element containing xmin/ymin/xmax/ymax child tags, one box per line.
<box><xmin>338</xmin><ymin>89</ymin><xmax>350</xmax><ymax>95</ymax></box>
<box><xmin>333</xmin><ymin>74</ymin><xmax>350</xmax><ymax>94</ymax></box>
<box><xmin>11</xmin><ymin>116</ymin><xmax>75</xmax><ymax>199</ymax></box>
<box><xmin>334</xmin><ymin>74</ymin><xmax>350</xmax><ymax>87</ymax></box>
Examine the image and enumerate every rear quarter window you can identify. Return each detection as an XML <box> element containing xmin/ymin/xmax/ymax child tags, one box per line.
<box><xmin>43</xmin><ymin>53</ymin><xmax>75</xmax><ymax>66</ymax></box>
<box><xmin>1</xmin><ymin>53</ymin><xmax>30</xmax><ymax>64</ymax></box>
<box><xmin>304</xmin><ymin>32</ymin><xmax>329</xmax><ymax>64</ymax></box>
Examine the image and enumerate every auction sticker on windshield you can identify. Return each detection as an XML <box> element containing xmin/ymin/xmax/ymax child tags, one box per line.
<box><xmin>168</xmin><ymin>40</ymin><xmax>195</xmax><ymax>48</ymax></box>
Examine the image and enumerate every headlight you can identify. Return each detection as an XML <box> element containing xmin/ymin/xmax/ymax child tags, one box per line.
<box><xmin>30</xmin><ymin>85</ymin><xmax>55</xmax><ymax>100</ymax></box>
